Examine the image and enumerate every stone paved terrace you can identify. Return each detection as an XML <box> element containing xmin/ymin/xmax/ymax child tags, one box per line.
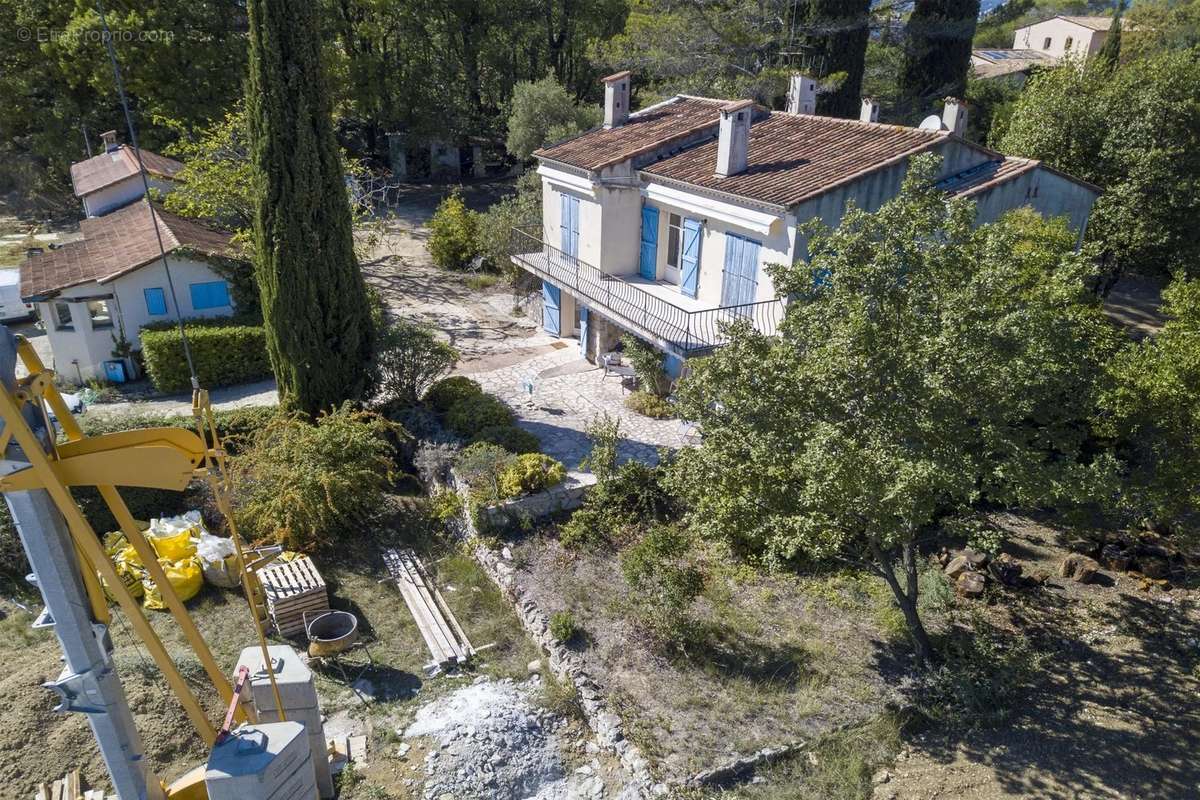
<box><xmin>461</xmin><ymin>344</ymin><xmax>691</xmax><ymax>469</ymax></box>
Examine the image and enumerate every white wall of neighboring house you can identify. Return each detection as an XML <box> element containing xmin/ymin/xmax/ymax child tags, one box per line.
<box><xmin>971</xmin><ymin>166</ymin><xmax>1099</xmax><ymax>242</ymax></box>
<box><xmin>36</xmin><ymin>254</ymin><xmax>233</xmax><ymax>382</ymax></box>
<box><xmin>82</xmin><ymin>175</ymin><xmax>174</xmax><ymax>217</ymax></box>
<box><xmin>1013</xmin><ymin>18</ymin><xmax>1107</xmax><ymax>60</ymax></box>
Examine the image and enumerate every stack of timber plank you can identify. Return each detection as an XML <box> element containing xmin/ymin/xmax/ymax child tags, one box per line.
<box><xmin>383</xmin><ymin>548</ymin><xmax>474</xmax><ymax>670</ymax></box>
<box><xmin>33</xmin><ymin>770</ymin><xmax>113</xmax><ymax>800</ymax></box>
<box><xmin>256</xmin><ymin>556</ymin><xmax>329</xmax><ymax>637</ymax></box>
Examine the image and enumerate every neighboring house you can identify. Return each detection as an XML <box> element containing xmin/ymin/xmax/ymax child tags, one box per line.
<box><xmin>70</xmin><ymin>131</ymin><xmax>183</xmax><ymax>218</ymax></box>
<box><xmin>19</xmin><ymin>200</ymin><xmax>243</xmax><ymax>383</ymax></box>
<box><xmin>512</xmin><ymin>72</ymin><xmax>1101</xmax><ymax>374</ymax></box>
<box><xmin>972</xmin><ymin>15</ymin><xmax>1113</xmax><ymax>80</ymax></box>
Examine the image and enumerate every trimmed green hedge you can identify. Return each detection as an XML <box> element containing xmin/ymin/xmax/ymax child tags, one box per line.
<box><xmin>141</xmin><ymin>321</ymin><xmax>272</xmax><ymax>393</ymax></box>
<box><xmin>446</xmin><ymin>392</ymin><xmax>514</xmax><ymax>437</ymax></box>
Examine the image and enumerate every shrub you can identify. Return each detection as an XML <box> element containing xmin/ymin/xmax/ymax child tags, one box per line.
<box><xmin>581</xmin><ymin>413</ymin><xmax>620</xmax><ymax>481</ymax></box>
<box><xmin>429</xmin><ymin>491</ymin><xmax>464</xmax><ymax>524</ymax></box>
<box><xmin>549</xmin><ymin>609</ymin><xmax>579</xmax><ymax>642</ymax></box>
<box><xmin>428</xmin><ymin>189</ymin><xmax>479</xmax><ymax>270</ymax></box>
<box><xmin>470</xmin><ymin>424</ymin><xmax>540</xmax><ymax>454</ymax></box>
<box><xmin>621</xmin><ymin>334</ymin><xmax>672</xmax><ymax>397</ymax></box>
<box><xmin>424</xmin><ymin>376</ymin><xmax>483</xmax><ymax>413</ymax></box>
<box><xmin>622</xmin><ymin>525</ymin><xmax>706</xmax><ymax>649</ymax></box>
<box><xmin>624</xmin><ymin>390</ymin><xmax>674</xmax><ymax>419</ymax></box>
<box><xmin>453</xmin><ymin>441</ymin><xmax>515</xmax><ymax>505</ymax></box>
<box><xmin>141</xmin><ymin>320</ymin><xmax>271</xmax><ymax>393</ymax></box>
<box><xmin>498</xmin><ymin>453</ymin><xmax>566</xmax><ymax>499</ymax></box>
<box><xmin>560</xmin><ymin>460</ymin><xmax>673</xmax><ymax>548</ymax></box>
<box><xmin>414</xmin><ymin>440</ymin><xmax>461</xmax><ymax>488</ymax></box>
<box><xmin>445</xmin><ymin>393</ymin><xmax>514</xmax><ymax>437</ymax></box>
<box><xmin>230</xmin><ymin>404</ymin><xmax>398</xmax><ymax>551</ymax></box>
<box><xmin>373</xmin><ymin>320</ymin><xmax>459</xmax><ymax>408</ymax></box>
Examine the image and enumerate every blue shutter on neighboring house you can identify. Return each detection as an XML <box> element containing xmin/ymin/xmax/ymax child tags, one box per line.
<box><xmin>542</xmin><ymin>281</ymin><xmax>562</xmax><ymax>336</ymax></box>
<box><xmin>144</xmin><ymin>287</ymin><xmax>167</xmax><ymax>316</ymax></box>
<box><xmin>190</xmin><ymin>281</ymin><xmax>230</xmax><ymax>311</ymax></box>
<box><xmin>560</xmin><ymin>194</ymin><xmax>580</xmax><ymax>258</ymax></box>
<box><xmin>680</xmin><ymin>218</ymin><xmax>702</xmax><ymax>298</ymax></box>
<box><xmin>639</xmin><ymin>206</ymin><xmax>659</xmax><ymax>280</ymax></box>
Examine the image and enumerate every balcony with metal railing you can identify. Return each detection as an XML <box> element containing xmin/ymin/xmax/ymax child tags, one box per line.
<box><xmin>510</xmin><ymin>226</ymin><xmax>784</xmax><ymax>356</ymax></box>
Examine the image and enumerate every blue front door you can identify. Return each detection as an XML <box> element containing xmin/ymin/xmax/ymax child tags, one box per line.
<box><xmin>721</xmin><ymin>233</ymin><xmax>761</xmax><ymax>312</ymax></box>
<box><xmin>560</xmin><ymin>194</ymin><xmax>580</xmax><ymax>258</ymax></box>
<box><xmin>639</xmin><ymin>205</ymin><xmax>659</xmax><ymax>279</ymax></box>
<box><xmin>680</xmin><ymin>218</ymin><xmax>702</xmax><ymax>298</ymax></box>
<box><xmin>543</xmin><ymin>281</ymin><xmax>561</xmax><ymax>336</ymax></box>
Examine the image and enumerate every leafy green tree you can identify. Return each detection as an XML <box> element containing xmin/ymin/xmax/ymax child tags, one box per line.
<box><xmin>999</xmin><ymin>49</ymin><xmax>1200</xmax><ymax>281</ymax></box>
<box><xmin>1097</xmin><ymin>280</ymin><xmax>1200</xmax><ymax>538</ymax></box>
<box><xmin>163</xmin><ymin>107</ymin><xmax>254</xmax><ymax>231</ymax></box>
<box><xmin>901</xmin><ymin>0</ymin><xmax>981</xmax><ymax>118</ymax></box>
<box><xmin>793</xmin><ymin>0</ymin><xmax>873</xmax><ymax>118</ymax></box>
<box><xmin>506</xmin><ymin>74</ymin><xmax>601</xmax><ymax>161</ymax></box>
<box><xmin>428</xmin><ymin>190</ymin><xmax>481</xmax><ymax>270</ymax></box>
<box><xmin>668</xmin><ymin>157</ymin><xmax>1119</xmax><ymax>667</ymax></box>
<box><xmin>372</xmin><ymin>320</ymin><xmax>459</xmax><ymax>408</ymax></box>
<box><xmin>247</xmin><ymin>0</ymin><xmax>374</xmax><ymax>416</ymax></box>
<box><xmin>476</xmin><ymin>169</ymin><xmax>543</xmax><ymax>278</ymax></box>
<box><xmin>1096</xmin><ymin>0</ymin><xmax>1126</xmax><ymax>67</ymax></box>
<box><xmin>1123</xmin><ymin>0</ymin><xmax>1200</xmax><ymax>59</ymax></box>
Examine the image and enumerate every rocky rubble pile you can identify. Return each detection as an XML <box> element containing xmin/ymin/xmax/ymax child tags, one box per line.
<box><xmin>1062</xmin><ymin>530</ymin><xmax>1193</xmax><ymax>587</ymax></box>
<box><xmin>937</xmin><ymin>548</ymin><xmax>1023</xmax><ymax>598</ymax></box>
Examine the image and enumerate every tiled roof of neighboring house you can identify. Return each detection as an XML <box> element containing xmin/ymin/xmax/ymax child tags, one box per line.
<box><xmin>69</xmin><ymin>145</ymin><xmax>184</xmax><ymax>197</ymax></box>
<box><xmin>937</xmin><ymin>157</ymin><xmax>1040</xmax><ymax>197</ymax></box>
<box><xmin>641</xmin><ymin>111</ymin><xmax>949</xmax><ymax>208</ymax></box>
<box><xmin>971</xmin><ymin>48</ymin><xmax>1057</xmax><ymax>78</ymax></box>
<box><xmin>534</xmin><ymin>96</ymin><xmax>727</xmax><ymax>171</ymax></box>
<box><xmin>1058</xmin><ymin>15</ymin><xmax>1114</xmax><ymax>30</ymax></box>
<box><xmin>20</xmin><ymin>200</ymin><xmax>236</xmax><ymax>300</ymax></box>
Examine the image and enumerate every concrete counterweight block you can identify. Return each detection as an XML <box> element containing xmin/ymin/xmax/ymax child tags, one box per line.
<box><xmin>205</xmin><ymin>721</ymin><xmax>317</xmax><ymax>800</ymax></box>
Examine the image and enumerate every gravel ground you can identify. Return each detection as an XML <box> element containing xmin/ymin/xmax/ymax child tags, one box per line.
<box><xmin>402</xmin><ymin>677</ymin><xmax>631</xmax><ymax>800</ymax></box>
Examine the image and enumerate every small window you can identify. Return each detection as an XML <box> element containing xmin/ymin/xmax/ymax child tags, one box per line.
<box><xmin>53</xmin><ymin>301</ymin><xmax>73</xmax><ymax>330</ymax></box>
<box><xmin>87</xmin><ymin>299</ymin><xmax>113</xmax><ymax>329</ymax></box>
<box><xmin>144</xmin><ymin>287</ymin><xmax>167</xmax><ymax>316</ymax></box>
<box><xmin>1065</xmin><ymin>36</ymin><xmax>1073</xmax><ymax>50</ymax></box>
<box><xmin>666</xmin><ymin>213</ymin><xmax>683</xmax><ymax>269</ymax></box>
<box><xmin>1043</xmin><ymin>36</ymin><xmax>1052</xmax><ymax>49</ymax></box>
<box><xmin>189</xmin><ymin>281</ymin><xmax>230</xmax><ymax>310</ymax></box>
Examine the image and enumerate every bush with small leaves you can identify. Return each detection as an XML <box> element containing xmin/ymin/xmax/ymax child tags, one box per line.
<box><xmin>621</xmin><ymin>525</ymin><xmax>706</xmax><ymax>649</ymax></box>
<box><xmin>560</xmin><ymin>460</ymin><xmax>674</xmax><ymax>548</ymax></box>
<box><xmin>471</xmin><ymin>424</ymin><xmax>540</xmax><ymax>454</ymax></box>
<box><xmin>429</xmin><ymin>491</ymin><xmax>464</xmax><ymax>524</ymax></box>
<box><xmin>424</xmin><ymin>376</ymin><xmax>482</xmax><ymax>413</ymax></box>
<box><xmin>373</xmin><ymin>320</ymin><xmax>459</xmax><ymax>408</ymax></box>
<box><xmin>428</xmin><ymin>189</ymin><xmax>480</xmax><ymax>270</ymax></box>
<box><xmin>581</xmin><ymin>413</ymin><xmax>620</xmax><ymax>481</ymax></box>
<box><xmin>549</xmin><ymin>609</ymin><xmax>579</xmax><ymax>643</ymax></box>
<box><xmin>624</xmin><ymin>390</ymin><xmax>674</xmax><ymax>419</ymax></box>
<box><xmin>446</xmin><ymin>393</ymin><xmax>515</xmax><ymax>437</ymax></box>
<box><xmin>621</xmin><ymin>334</ymin><xmax>672</xmax><ymax>397</ymax></box>
<box><xmin>498</xmin><ymin>453</ymin><xmax>566</xmax><ymax>499</ymax></box>
<box><xmin>453</xmin><ymin>441</ymin><xmax>515</xmax><ymax>505</ymax></box>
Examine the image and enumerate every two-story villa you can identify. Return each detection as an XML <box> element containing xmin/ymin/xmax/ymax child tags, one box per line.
<box><xmin>511</xmin><ymin>72</ymin><xmax>1101</xmax><ymax>375</ymax></box>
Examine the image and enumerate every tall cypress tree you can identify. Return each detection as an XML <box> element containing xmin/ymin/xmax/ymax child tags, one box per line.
<box><xmin>246</xmin><ymin>0</ymin><xmax>373</xmax><ymax>417</ymax></box>
<box><xmin>901</xmin><ymin>0</ymin><xmax>982</xmax><ymax>119</ymax></box>
<box><xmin>1096</xmin><ymin>0</ymin><xmax>1126</xmax><ymax>69</ymax></box>
<box><xmin>799</xmin><ymin>0</ymin><xmax>873</xmax><ymax>118</ymax></box>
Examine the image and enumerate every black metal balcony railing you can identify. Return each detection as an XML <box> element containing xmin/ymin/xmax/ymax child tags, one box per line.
<box><xmin>510</xmin><ymin>226</ymin><xmax>784</xmax><ymax>355</ymax></box>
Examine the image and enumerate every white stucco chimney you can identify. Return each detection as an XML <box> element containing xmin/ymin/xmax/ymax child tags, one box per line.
<box><xmin>786</xmin><ymin>74</ymin><xmax>817</xmax><ymax>115</ymax></box>
<box><xmin>716</xmin><ymin>100</ymin><xmax>753</xmax><ymax>178</ymax></box>
<box><xmin>860</xmin><ymin>98</ymin><xmax>880</xmax><ymax>123</ymax></box>
<box><xmin>942</xmin><ymin>98</ymin><xmax>968</xmax><ymax>136</ymax></box>
<box><xmin>100</xmin><ymin>130</ymin><xmax>119</xmax><ymax>153</ymax></box>
<box><xmin>602</xmin><ymin>71</ymin><xmax>631</xmax><ymax>129</ymax></box>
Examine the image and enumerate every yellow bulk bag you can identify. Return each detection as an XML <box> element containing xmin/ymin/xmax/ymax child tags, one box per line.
<box><xmin>142</xmin><ymin>557</ymin><xmax>203</xmax><ymax>610</ymax></box>
<box><xmin>102</xmin><ymin>558</ymin><xmax>145</xmax><ymax>601</ymax></box>
<box><xmin>149</xmin><ymin>528</ymin><xmax>198</xmax><ymax>561</ymax></box>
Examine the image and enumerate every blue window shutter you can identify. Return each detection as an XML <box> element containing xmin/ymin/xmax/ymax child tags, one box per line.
<box><xmin>740</xmin><ymin>238</ymin><xmax>760</xmax><ymax>305</ymax></box>
<box><xmin>560</xmin><ymin>194</ymin><xmax>570</xmax><ymax>253</ymax></box>
<box><xmin>190</xmin><ymin>281</ymin><xmax>230</xmax><ymax>311</ymax></box>
<box><xmin>639</xmin><ymin>206</ymin><xmax>659</xmax><ymax>279</ymax></box>
<box><xmin>542</xmin><ymin>281</ymin><xmax>561</xmax><ymax>336</ymax></box>
<box><xmin>569</xmin><ymin>196</ymin><xmax>580</xmax><ymax>257</ymax></box>
<box><xmin>680</xmin><ymin>218</ymin><xmax>702</xmax><ymax>298</ymax></box>
<box><xmin>721</xmin><ymin>233</ymin><xmax>742</xmax><ymax>307</ymax></box>
<box><xmin>144</xmin><ymin>287</ymin><xmax>167</xmax><ymax>316</ymax></box>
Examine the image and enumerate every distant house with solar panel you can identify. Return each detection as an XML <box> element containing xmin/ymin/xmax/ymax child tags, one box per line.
<box><xmin>510</xmin><ymin>72</ymin><xmax>1101</xmax><ymax>375</ymax></box>
<box><xmin>18</xmin><ymin>201</ymin><xmax>243</xmax><ymax>383</ymax></box>
<box><xmin>972</xmin><ymin>15</ymin><xmax>1115</xmax><ymax>81</ymax></box>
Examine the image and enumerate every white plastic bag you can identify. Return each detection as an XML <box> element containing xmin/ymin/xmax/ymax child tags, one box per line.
<box><xmin>196</xmin><ymin>532</ymin><xmax>240</xmax><ymax>588</ymax></box>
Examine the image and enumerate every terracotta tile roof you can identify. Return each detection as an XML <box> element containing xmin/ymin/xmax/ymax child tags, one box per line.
<box><xmin>534</xmin><ymin>96</ymin><xmax>727</xmax><ymax>172</ymax></box>
<box><xmin>20</xmin><ymin>201</ymin><xmax>237</xmax><ymax>300</ymax></box>
<box><xmin>938</xmin><ymin>157</ymin><xmax>1040</xmax><ymax>197</ymax></box>
<box><xmin>69</xmin><ymin>145</ymin><xmax>184</xmax><ymax>197</ymax></box>
<box><xmin>641</xmin><ymin>111</ymin><xmax>949</xmax><ymax>208</ymax></box>
<box><xmin>971</xmin><ymin>48</ymin><xmax>1057</xmax><ymax>78</ymax></box>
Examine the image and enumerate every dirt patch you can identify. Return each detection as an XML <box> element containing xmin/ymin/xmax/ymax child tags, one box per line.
<box><xmin>510</xmin><ymin>533</ymin><xmax>904</xmax><ymax>782</ymax></box>
<box><xmin>878</xmin><ymin>514</ymin><xmax>1200</xmax><ymax>800</ymax></box>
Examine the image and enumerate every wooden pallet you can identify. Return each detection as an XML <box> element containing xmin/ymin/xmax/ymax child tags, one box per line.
<box><xmin>33</xmin><ymin>769</ymin><xmax>115</xmax><ymax>800</ymax></box>
<box><xmin>257</xmin><ymin>556</ymin><xmax>329</xmax><ymax>636</ymax></box>
<box><xmin>383</xmin><ymin>548</ymin><xmax>474</xmax><ymax>670</ymax></box>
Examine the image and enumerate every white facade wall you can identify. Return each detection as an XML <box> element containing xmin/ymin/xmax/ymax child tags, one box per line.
<box><xmin>971</xmin><ymin>166</ymin><xmax>1098</xmax><ymax>242</ymax></box>
<box><xmin>1013</xmin><ymin>18</ymin><xmax>1107</xmax><ymax>59</ymax></box>
<box><xmin>36</xmin><ymin>254</ymin><xmax>233</xmax><ymax>383</ymax></box>
<box><xmin>82</xmin><ymin>175</ymin><xmax>174</xmax><ymax>217</ymax></box>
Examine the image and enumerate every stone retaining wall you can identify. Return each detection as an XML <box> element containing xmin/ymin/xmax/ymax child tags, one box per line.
<box><xmin>473</xmin><ymin>470</ymin><xmax>596</xmax><ymax>531</ymax></box>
